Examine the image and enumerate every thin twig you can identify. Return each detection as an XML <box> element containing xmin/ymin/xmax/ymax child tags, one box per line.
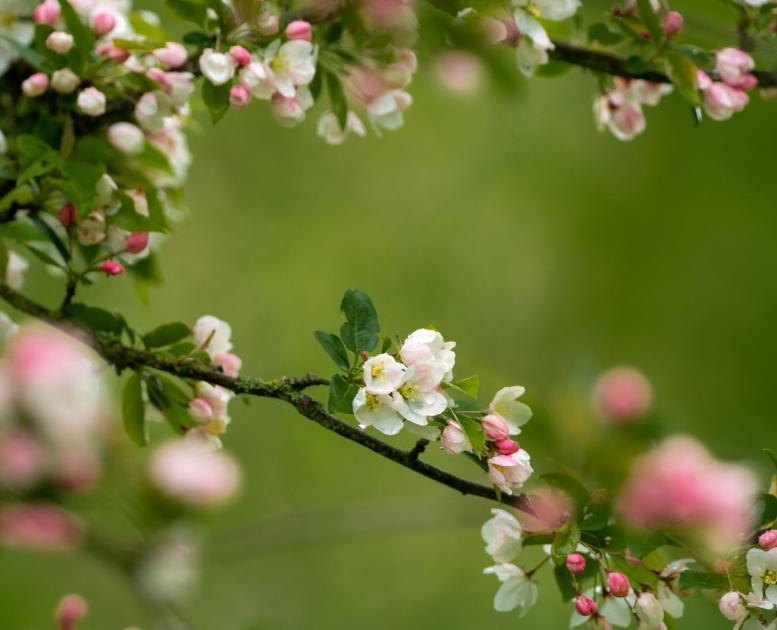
<box><xmin>0</xmin><ymin>284</ymin><xmax>533</xmax><ymax>514</ymax></box>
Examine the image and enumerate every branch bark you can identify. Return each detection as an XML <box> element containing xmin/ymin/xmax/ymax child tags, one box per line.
<box><xmin>0</xmin><ymin>284</ymin><xmax>533</xmax><ymax>514</ymax></box>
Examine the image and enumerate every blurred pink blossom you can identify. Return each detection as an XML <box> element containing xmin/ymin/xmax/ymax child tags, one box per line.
<box><xmin>55</xmin><ymin>593</ymin><xmax>88</xmax><ymax>630</ymax></box>
<box><xmin>617</xmin><ymin>436</ymin><xmax>757</xmax><ymax>554</ymax></box>
<box><xmin>594</xmin><ymin>365</ymin><xmax>653</xmax><ymax>422</ymax></box>
<box><xmin>0</xmin><ymin>503</ymin><xmax>83</xmax><ymax>550</ymax></box>
<box><xmin>433</xmin><ymin>52</ymin><xmax>483</xmax><ymax>94</ymax></box>
<box><xmin>149</xmin><ymin>438</ymin><xmax>240</xmax><ymax>507</ymax></box>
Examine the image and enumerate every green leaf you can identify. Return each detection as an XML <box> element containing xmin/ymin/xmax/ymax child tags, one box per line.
<box><xmin>677</xmin><ymin>569</ymin><xmax>728</xmax><ymax>591</ymax></box>
<box><xmin>339</xmin><ymin>289</ymin><xmax>380</xmax><ymax>353</ymax></box>
<box><xmin>665</xmin><ymin>49</ymin><xmax>700</xmax><ymax>106</ymax></box>
<box><xmin>456</xmin><ymin>414</ymin><xmax>485</xmax><ymax>454</ymax></box>
<box><xmin>0</xmin><ymin>34</ymin><xmax>46</xmax><ymax>70</ymax></box>
<box><xmin>314</xmin><ymin>331</ymin><xmax>350</xmax><ymax>371</ymax></box>
<box><xmin>64</xmin><ymin>303</ymin><xmax>124</xmax><ymax>334</ymax></box>
<box><xmin>764</xmin><ymin>449</ymin><xmax>777</xmax><ymax>472</ymax></box>
<box><xmin>166</xmin><ymin>0</ymin><xmax>209</xmax><ymax>25</ymax></box>
<box><xmin>324</xmin><ymin>70</ymin><xmax>348</xmax><ymax>131</ymax></box>
<box><xmin>625</xmin><ymin>530</ymin><xmax>666</xmax><ymax>559</ymax></box>
<box><xmin>328</xmin><ymin>374</ymin><xmax>358</xmax><ymax>414</ymax></box>
<box><xmin>60</xmin><ymin>161</ymin><xmax>106</xmax><ymax>217</ymax></box>
<box><xmin>23</xmin><ymin>243</ymin><xmax>65</xmax><ymax>270</ymax></box>
<box><xmin>541</xmin><ymin>473</ymin><xmax>589</xmax><ymax>509</ymax></box>
<box><xmin>202</xmin><ymin>79</ymin><xmax>230</xmax><ymax>124</ymax></box>
<box><xmin>122</xmin><ymin>372</ymin><xmax>148</xmax><ymax>446</ymax></box>
<box><xmin>580</xmin><ymin>502</ymin><xmax>611</xmax><ymax>531</ymax></box>
<box><xmin>448</xmin><ymin>375</ymin><xmax>479</xmax><ymax>398</ymax></box>
<box><xmin>113</xmin><ymin>192</ymin><xmax>167</xmax><ymax>233</ymax></box>
<box><xmin>132</xmin><ymin>141</ymin><xmax>174</xmax><ymax>176</ymax></box>
<box><xmin>756</xmin><ymin>492</ymin><xmax>777</xmax><ymax>526</ymax></box>
<box><xmin>60</xmin><ymin>0</ymin><xmax>95</xmax><ymax>53</ymax></box>
<box><xmin>29</xmin><ymin>214</ymin><xmax>69</xmax><ymax>262</ymax></box>
<box><xmin>553</xmin><ymin>563</ymin><xmax>577</xmax><ymax>602</ymax></box>
<box><xmin>144</xmin><ymin>322</ymin><xmax>191</xmax><ymax>348</ymax></box>
<box><xmin>552</xmin><ymin>521</ymin><xmax>581</xmax><ymax>557</ymax></box>
<box><xmin>636</xmin><ymin>0</ymin><xmax>663</xmax><ymax>41</ymax></box>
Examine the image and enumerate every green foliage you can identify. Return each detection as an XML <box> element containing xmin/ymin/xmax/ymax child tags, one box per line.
<box><xmin>122</xmin><ymin>372</ymin><xmax>148</xmax><ymax>446</ymax></box>
<box><xmin>202</xmin><ymin>79</ymin><xmax>230</xmax><ymax>123</ymax></box>
<box><xmin>60</xmin><ymin>0</ymin><xmax>95</xmax><ymax>56</ymax></box>
<box><xmin>339</xmin><ymin>289</ymin><xmax>380</xmax><ymax>354</ymax></box>
<box><xmin>314</xmin><ymin>331</ymin><xmax>351</xmax><ymax>371</ymax></box>
<box><xmin>328</xmin><ymin>374</ymin><xmax>358</xmax><ymax>414</ymax></box>
<box><xmin>64</xmin><ymin>303</ymin><xmax>124</xmax><ymax>335</ymax></box>
<box><xmin>447</xmin><ymin>375</ymin><xmax>479</xmax><ymax>398</ymax></box>
<box><xmin>144</xmin><ymin>322</ymin><xmax>191</xmax><ymax>348</ymax></box>
<box><xmin>456</xmin><ymin>414</ymin><xmax>486</xmax><ymax>454</ymax></box>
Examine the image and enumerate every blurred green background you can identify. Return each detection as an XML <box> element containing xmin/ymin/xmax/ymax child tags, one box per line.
<box><xmin>3</xmin><ymin>2</ymin><xmax>777</xmax><ymax>626</ymax></box>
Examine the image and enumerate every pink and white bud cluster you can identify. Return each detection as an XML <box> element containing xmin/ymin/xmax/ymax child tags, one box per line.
<box><xmin>483</xmin><ymin>386</ymin><xmax>533</xmax><ymax>494</ymax></box>
<box><xmin>617</xmin><ymin>436</ymin><xmax>758</xmax><ymax>554</ymax></box>
<box><xmin>187</xmin><ymin>316</ymin><xmax>242</xmax><ymax>438</ymax></box>
<box><xmin>353</xmin><ymin>328</ymin><xmax>454</xmax><ymax>436</ymax></box>
<box><xmin>697</xmin><ymin>48</ymin><xmax>757</xmax><ymax>122</ymax></box>
<box><xmin>345</xmin><ymin>48</ymin><xmax>417</xmax><ymax>132</ymax></box>
<box><xmin>0</xmin><ymin>326</ymin><xmax>110</xmax><ymax>494</ymax></box>
<box><xmin>593</xmin><ymin>78</ymin><xmax>672</xmax><ymax>141</ymax></box>
<box><xmin>0</xmin><ymin>502</ymin><xmax>83</xmax><ymax>550</ymax></box>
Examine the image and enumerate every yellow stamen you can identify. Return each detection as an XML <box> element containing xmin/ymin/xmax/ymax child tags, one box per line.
<box><xmin>764</xmin><ymin>570</ymin><xmax>777</xmax><ymax>586</ymax></box>
<box><xmin>365</xmin><ymin>393</ymin><xmax>380</xmax><ymax>411</ymax></box>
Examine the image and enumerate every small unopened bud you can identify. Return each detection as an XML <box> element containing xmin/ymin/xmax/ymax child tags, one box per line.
<box><xmin>719</xmin><ymin>591</ymin><xmax>746</xmax><ymax>621</ymax></box>
<box><xmin>107</xmin><ymin>122</ymin><xmax>145</xmax><ymax>155</ymax></box>
<box><xmin>257</xmin><ymin>12</ymin><xmax>279</xmax><ymax>35</ymax></box>
<box><xmin>285</xmin><ymin>20</ymin><xmax>312</xmax><ymax>41</ymax></box>
<box><xmin>58</xmin><ymin>204</ymin><xmax>77</xmax><ymax>227</ymax></box>
<box><xmin>91</xmin><ymin>10</ymin><xmax>116</xmax><ymax>36</ymax></box>
<box><xmin>229</xmin><ymin>84</ymin><xmax>251</xmax><ymax>109</ymax></box>
<box><xmin>495</xmin><ymin>438</ymin><xmax>519</xmax><ymax>455</ymax></box>
<box><xmin>607</xmin><ymin>571</ymin><xmax>630</xmax><ymax>597</ymax></box>
<box><xmin>46</xmin><ymin>31</ymin><xmax>74</xmax><ymax>54</ymax></box>
<box><xmin>101</xmin><ymin>260</ymin><xmax>124</xmax><ymax>276</ymax></box>
<box><xmin>229</xmin><ymin>45</ymin><xmax>252</xmax><ymax>66</ymax></box>
<box><xmin>22</xmin><ymin>73</ymin><xmax>49</xmax><ymax>98</ymax></box>
<box><xmin>33</xmin><ymin>0</ymin><xmax>60</xmax><ymax>26</ymax></box>
<box><xmin>566</xmin><ymin>553</ymin><xmax>586</xmax><ymax>574</ymax></box>
<box><xmin>96</xmin><ymin>41</ymin><xmax>129</xmax><ymax>63</ymax></box>
<box><xmin>76</xmin><ymin>87</ymin><xmax>106</xmax><ymax>117</ymax></box>
<box><xmin>55</xmin><ymin>593</ymin><xmax>88</xmax><ymax>630</ymax></box>
<box><xmin>51</xmin><ymin>68</ymin><xmax>79</xmax><ymax>94</ymax></box>
<box><xmin>575</xmin><ymin>595</ymin><xmax>597</xmax><ymax>616</ymax></box>
<box><xmin>153</xmin><ymin>42</ymin><xmax>188</xmax><ymax>68</ymax></box>
<box><xmin>125</xmin><ymin>232</ymin><xmax>149</xmax><ymax>254</ymax></box>
<box><xmin>662</xmin><ymin>11</ymin><xmax>684</xmax><ymax>38</ymax></box>
<box><xmin>359</xmin><ymin>351</ymin><xmax>369</xmax><ymax>360</ymax></box>
<box><xmin>482</xmin><ymin>414</ymin><xmax>509</xmax><ymax>441</ymax></box>
<box><xmin>213</xmin><ymin>352</ymin><xmax>242</xmax><ymax>378</ymax></box>
<box><xmin>760</xmin><ymin>529</ymin><xmax>777</xmax><ymax>550</ymax></box>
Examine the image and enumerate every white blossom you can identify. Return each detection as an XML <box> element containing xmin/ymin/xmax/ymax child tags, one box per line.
<box><xmin>352</xmin><ymin>387</ymin><xmax>404</xmax><ymax>435</ymax></box>
<box><xmin>362</xmin><ymin>353</ymin><xmax>405</xmax><ymax>395</ymax></box>
<box><xmin>483</xmin><ymin>564</ymin><xmax>538</xmax><ymax>616</ymax></box>
<box><xmin>488</xmin><ymin>386</ymin><xmax>532</xmax><ymax>435</ymax></box>
<box><xmin>199</xmin><ymin>49</ymin><xmax>235</xmax><ymax>85</ymax></box>
<box><xmin>482</xmin><ymin>508</ymin><xmax>522</xmax><ymax>563</ymax></box>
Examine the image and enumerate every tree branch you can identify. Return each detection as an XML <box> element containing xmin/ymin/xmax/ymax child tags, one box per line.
<box><xmin>0</xmin><ymin>284</ymin><xmax>533</xmax><ymax>514</ymax></box>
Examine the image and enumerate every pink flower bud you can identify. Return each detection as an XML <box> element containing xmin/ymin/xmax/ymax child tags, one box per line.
<box><xmin>575</xmin><ymin>595</ymin><xmax>597</xmax><ymax>616</ymax></box>
<box><xmin>96</xmin><ymin>41</ymin><xmax>129</xmax><ymax>63</ymax></box>
<box><xmin>719</xmin><ymin>591</ymin><xmax>746</xmax><ymax>622</ymax></box>
<box><xmin>495</xmin><ymin>438</ymin><xmax>519</xmax><ymax>455</ymax></box>
<box><xmin>0</xmin><ymin>503</ymin><xmax>83</xmax><ymax>549</ymax></box>
<box><xmin>566</xmin><ymin>553</ymin><xmax>586</xmax><ymax>574</ymax></box>
<box><xmin>270</xmin><ymin>93</ymin><xmax>304</xmax><ymax>121</ymax></box>
<box><xmin>146</xmin><ymin>68</ymin><xmax>171</xmax><ymax>90</ymax></box>
<box><xmin>46</xmin><ymin>31</ymin><xmax>74</xmax><ymax>54</ymax></box>
<box><xmin>760</xmin><ymin>529</ymin><xmax>777</xmax><ymax>550</ymax></box>
<box><xmin>76</xmin><ymin>87</ymin><xmax>106</xmax><ymax>117</ymax></box>
<box><xmin>213</xmin><ymin>352</ymin><xmax>242</xmax><ymax>378</ymax></box>
<box><xmin>662</xmin><ymin>11</ymin><xmax>684</xmax><ymax>37</ymax></box>
<box><xmin>257</xmin><ymin>12</ymin><xmax>280</xmax><ymax>35</ymax></box>
<box><xmin>33</xmin><ymin>0</ymin><xmax>60</xmax><ymax>26</ymax></box>
<box><xmin>125</xmin><ymin>232</ymin><xmax>149</xmax><ymax>254</ymax></box>
<box><xmin>55</xmin><ymin>594</ymin><xmax>88</xmax><ymax>630</ymax></box>
<box><xmin>188</xmin><ymin>397</ymin><xmax>214</xmax><ymax>423</ymax></box>
<box><xmin>153</xmin><ymin>42</ymin><xmax>188</xmax><ymax>68</ymax></box>
<box><xmin>101</xmin><ymin>260</ymin><xmax>124</xmax><ymax>276</ymax></box>
<box><xmin>229</xmin><ymin>84</ymin><xmax>251</xmax><ymax>109</ymax></box>
<box><xmin>482</xmin><ymin>414</ymin><xmax>510</xmax><ymax>441</ymax></box>
<box><xmin>229</xmin><ymin>45</ymin><xmax>252</xmax><ymax>66</ymax></box>
<box><xmin>22</xmin><ymin>73</ymin><xmax>49</xmax><ymax>98</ymax></box>
<box><xmin>58</xmin><ymin>203</ymin><xmax>77</xmax><ymax>227</ymax></box>
<box><xmin>607</xmin><ymin>571</ymin><xmax>630</xmax><ymax>597</ymax></box>
<box><xmin>285</xmin><ymin>20</ymin><xmax>312</xmax><ymax>41</ymax></box>
<box><xmin>0</xmin><ymin>429</ymin><xmax>45</xmax><ymax>490</ymax></box>
<box><xmin>91</xmin><ymin>10</ymin><xmax>116</xmax><ymax>36</ymax></box>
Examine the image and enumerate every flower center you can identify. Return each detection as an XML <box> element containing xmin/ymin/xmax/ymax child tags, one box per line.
<box><xmin>365</xmin><ymin>392</ymin><xmax>380</xmax><ymax>411</ymax></box>
<box><xmin>399</xmin><ymin>382</ymin><xmax>419</xmax><ymax>401</ymax></box>
<box><xmin>370</xmin><ymin>364</ymin><xmax>385</xmax><ymax>379</ymax></box>
<box><xmin>764</xmin><ymin>570</ymin><xmax>777</xmax><ymax>586</ymax></box>
<box><xmin>525</xmin><ymin>3</ymin><xmax>542</xmax><ymax>18</ymax></box>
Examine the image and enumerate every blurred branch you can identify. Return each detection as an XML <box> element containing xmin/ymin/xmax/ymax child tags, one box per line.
<box><xmin>0</xmin><ymin>284</ymin><xmax>533</xmax><ymax>514</ymax></box>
